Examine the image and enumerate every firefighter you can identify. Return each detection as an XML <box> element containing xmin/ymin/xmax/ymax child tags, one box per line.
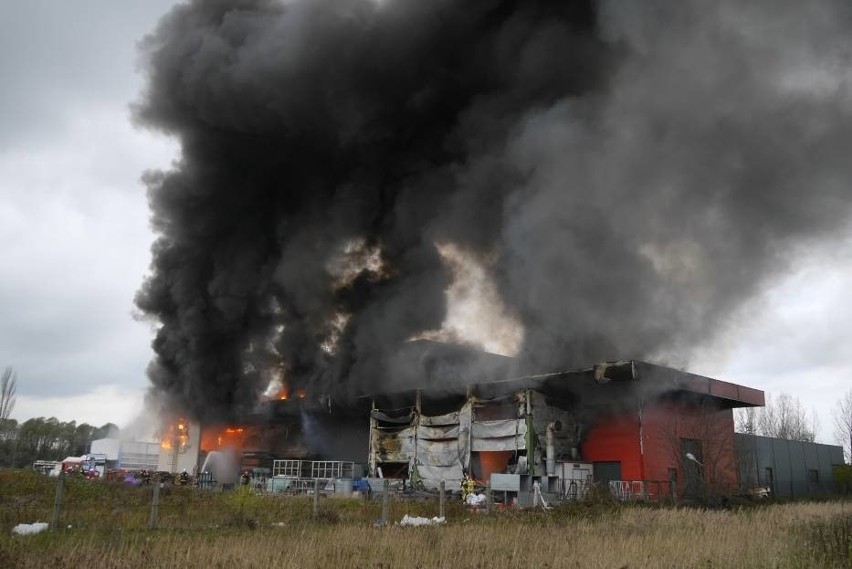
<box><xmin>178</xmin><ymin>469</ymin><xmax>190</xmax><ymax>485</ymax></box>
<box><xmin>461</xmin><ymin>472</ymin><xmax>476</xmax><ymax>502</ymax></box>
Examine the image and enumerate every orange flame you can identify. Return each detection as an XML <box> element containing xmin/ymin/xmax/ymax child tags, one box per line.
<box><xmin>275</xmin><ymin>386</ymin><xmax>306</xmax><ymax>401</ymax></box>
<box><xmin>200</xmin><ymin>424</ymin><xmax>249</xmax><ymax>452</ymax></box>
<box><xmin>160</xmin><ymin>418</ymin><xmax>190</xmax><ymax>450</ymax></box>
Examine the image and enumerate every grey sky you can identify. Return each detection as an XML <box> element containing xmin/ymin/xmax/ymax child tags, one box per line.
<box><xmin>1</xmin><ymin>1</ymin><xmax>178</xmax><ymax>427</ymax></box>
<box><xmin>0</xmin><ymin>1</ymin><xmax>849</xmax><ymax>444</ymax></box>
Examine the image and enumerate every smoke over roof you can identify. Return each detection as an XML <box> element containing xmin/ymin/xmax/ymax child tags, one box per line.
<box><xmin>134</xmin><ymin>0</ymin><xmax>852</xmax><ymax>422</ymax></box>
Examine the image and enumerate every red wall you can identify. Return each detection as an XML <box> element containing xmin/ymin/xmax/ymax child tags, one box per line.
<box><xmin>641</xmin><ymin>402</ymin><xmax>737</xmax><ymax>494</ymax></box>
<box><xmin>580</xmin><ymin>412</ymin><xmax>644</xmax><ymax>480</ymax></box>
<box><xmin>580</xmin><ymin>401</ymin><xmax>738</xmax><ymax>495</ymax></box>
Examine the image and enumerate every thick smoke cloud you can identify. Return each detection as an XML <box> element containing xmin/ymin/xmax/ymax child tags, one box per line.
<box><xmin>135</xmin><ymin>0</ymin><xmax>852</xmax><ymax>421</ymax></box>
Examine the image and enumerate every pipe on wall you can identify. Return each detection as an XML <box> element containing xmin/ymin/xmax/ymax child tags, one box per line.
<box><xmin>546</xmin><ymin>421</ymin><xmax>562</xmax><ymax>476</ymax></box>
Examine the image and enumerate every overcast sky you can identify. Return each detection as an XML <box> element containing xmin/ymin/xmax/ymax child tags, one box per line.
<box><xmin>1</xmin><ymin>2</ymin><xmax>850</xmax><ymax>445</ymax></box>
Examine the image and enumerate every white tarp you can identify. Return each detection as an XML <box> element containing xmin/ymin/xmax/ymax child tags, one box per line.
<box><xmin>12</xmin><ymin>522</ymin><xmax>49</xmax><ymax>535</ymax></box>
<box><xmin>470</xmin><ymin>418</ymin><xmax>525</xmax><ymax>451</ymax></box>
<box><xmin>418</xmin><ymin>411</ymin><xmax>460</xmax><ymax>426</ymax></box>
<box><xmin>471</xmin><ymin>434</ymin><xmax>526</xmax><ymax>451</ymax></box>
<box><xmin>398</xmin><ymin>515</ymin><xmax>446</xmax><ymax>526</ymax></box>
<box><xmin>416</xmin><ymin>438</ymin><xmax>462</xmax><ymax>466</ymax></box>
<box><xmin>415</xmin><ymin>464</ymin><xmax>463</xmax><ymax>490</ymax></box>
<box><xmin>417</xmin><ymin>425</ymin><xmax>459</xmax><ymax>440</ymax></box>
<box><xmin>458</xmin><ymin>402</ymin><xmax>472</xmax><ymax>470</ymax></box>
<box><xmin>471</xmin><ymin>419</ymin><xmax>525</xmax><ymax>438</ymax></box>
<box><xmin>465</xmin><ymin>493</ymin><xmax>487</xmax><ymax>506</ymax></box>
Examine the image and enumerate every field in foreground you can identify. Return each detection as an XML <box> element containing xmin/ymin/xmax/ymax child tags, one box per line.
<box><xmin>1</xmin><ymin>471</ymin><xmax>849</xmax><ymax>568</ymax></box>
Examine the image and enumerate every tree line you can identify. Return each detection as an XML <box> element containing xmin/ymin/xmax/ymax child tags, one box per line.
<box><xmin>0</xmin><ymin>366</ymin><xmax>121</xmax><ymax>468</ymax></box>
<box><xmin>0</xmin><ymin>417</ymin><xmax>119</xmax><ymax>468</ymax></box>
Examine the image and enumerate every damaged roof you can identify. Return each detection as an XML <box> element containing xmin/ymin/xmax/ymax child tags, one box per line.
<box><xmin>372</xmin><ymin>341</ymin><xmax>764</xmax><ymax>409</ymax></box>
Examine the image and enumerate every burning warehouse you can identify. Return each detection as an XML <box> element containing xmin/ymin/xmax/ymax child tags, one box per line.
<box><xmin>136</xmin><ymin>0</ymin><xmax>852</xmax><ymax>500</ymax></box>
<box><xmin>368</xmin><ymin>355</ymin><xmax>763</xmax><ymax>498</ymax></box>
<box><xmin>157</xmin><ymin>340</ymin><xmax>764</xmax><ymax>502</ymax></box>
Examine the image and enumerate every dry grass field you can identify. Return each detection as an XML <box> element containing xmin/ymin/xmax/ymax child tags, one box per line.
<box><xmin>0</xmin><ymin>471</ymin><xmax>849</xmax><ymax>568</ymax></box>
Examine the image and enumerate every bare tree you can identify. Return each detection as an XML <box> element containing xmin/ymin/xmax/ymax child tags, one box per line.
<box><xmin>0</xmin><ymin>367</ymin><xmax>16</xmax><ymax>420</ymax></box>
<box><xmin>734</xmin><ymin>407</ymin><xmax>757</xmax><ymax>434</ymax></box>
<box><xmin>756</xmin><ymin>393</ymin><xmax>817</xmax><ymax>442</ymax></box>
<box><xmin>833</xmin><ymin>389</ymin><xmax>852</xmax><ymax>463</ymax></box>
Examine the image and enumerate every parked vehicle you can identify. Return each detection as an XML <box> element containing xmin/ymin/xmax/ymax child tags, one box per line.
<box><xmin>32</xmin><ymin>460</ymin><xmax>61</xmax><ymax>476</ymax></box>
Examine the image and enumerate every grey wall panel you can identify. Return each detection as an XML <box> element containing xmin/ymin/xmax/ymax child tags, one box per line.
<box><xmin>735</xmin><ymin>434</ymin><xmax>843</xmax><ymax>497</ymax></box>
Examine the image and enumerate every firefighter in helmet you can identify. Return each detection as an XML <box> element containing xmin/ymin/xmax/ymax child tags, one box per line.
<box><xmin>461</xmin><ymin>471</ymin><xmax>476</xmax><ymax>502</ymax></box>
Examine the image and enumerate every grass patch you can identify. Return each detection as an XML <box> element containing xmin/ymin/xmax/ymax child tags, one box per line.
<box><xmin>790</xmin><ymin>512</ymin><xmax>852</xmax><ymax>568</ymax></box>
<box><xmin>1</xmin><ymin>470</ymin><xmax>850</xmax><ymax>568</ymax></box>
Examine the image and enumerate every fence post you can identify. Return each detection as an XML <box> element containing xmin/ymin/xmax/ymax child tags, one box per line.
<box><xmin>670</xmin><ymin>479</ymin><xmax>678</xmax><ymax>505</ymax></box>
<box><xmin>439</xmin><ymin>480</ymin><xmax>445</xmax><ymax>519</ymax></box>
<box><xmin>381</xmin><ymin>479</ymin><xmax>390</xmax><ymax>525</ymax></box>
<box><xmin>149</xmin><ymin>480</ymin><xmax>161</xmax><ymax>529</ymax></box>
<box><xmin>486</xmin><ymin>483</ymin><xmax>492</xmax><ymax>514</ymax></box>
<box><xmin>313</xmin><ymin>478</ymin><xmax>320</xmax><ymax>518</ymax></box>
<box><xmin>51</xmin><ymin>473</ymin><xmax>65</xmax><ymax>530</ymax></box>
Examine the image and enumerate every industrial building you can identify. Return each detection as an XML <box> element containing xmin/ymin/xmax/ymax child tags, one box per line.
<box><xmin>154</xmin><ymin>343</ymin><xmax>845</xmax><ymax>501</ymax></box>
<box><xmin>369</xmin><ymin>359</ymin><xmax>765</xmax><ymax>500</ymax></box>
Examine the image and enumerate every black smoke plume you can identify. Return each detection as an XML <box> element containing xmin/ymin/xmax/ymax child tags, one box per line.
<box><xmin>135</xmin><ymin>0</ymin><xmax>852</xmax><ymax>422</ymax></box>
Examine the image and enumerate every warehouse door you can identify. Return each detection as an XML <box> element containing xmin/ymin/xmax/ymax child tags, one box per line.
<box><xmin>681</xmin><ymin>439</ymin><xmax>703</xmax><ymax>499</ymax></box>
<box><xmin>593</xmin><ymin>461</ymin><xmax>621</xmax><ymax>485</ymax></box>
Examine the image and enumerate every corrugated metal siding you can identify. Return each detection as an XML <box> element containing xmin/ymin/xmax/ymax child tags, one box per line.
<box><xmin>735</xmin><ymin>434</ymin><xmax>844</xmax><ymax>496</ymax></box>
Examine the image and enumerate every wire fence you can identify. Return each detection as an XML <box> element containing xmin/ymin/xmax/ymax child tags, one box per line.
<box><xmin>8</xmin><ymin>470</ymin><xmax>844</xmax><ymax>535</ymax></box>
<box><xmin>0</xmin><ymin>474</ymin><xmax>675</xmax><ymax>534</ymax></box>
<box><xmin>4</xmin><ymin>474</ymin><xmax>463</xmax><ymax>533</ymax></box>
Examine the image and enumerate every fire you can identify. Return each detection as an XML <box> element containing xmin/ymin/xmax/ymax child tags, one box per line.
<box><xmin>160</xmin><ymin>418</ymin><xmax>190</xmax><ymax>450</ymax></box>
<box><xmin>201</xmin><ymin>424</ymin><xmax>249</xmax><ymax>452</ymax></box>
<box><xmin>273</xmin><ymin>383</ymin><xmax>306</xmax><ymax>401</ymax></box>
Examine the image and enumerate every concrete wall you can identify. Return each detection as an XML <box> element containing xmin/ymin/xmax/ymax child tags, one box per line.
<box><xmin>735</xmin><ymin>434</ymin><xmax>844</xmax><ymax>497</ymax></box>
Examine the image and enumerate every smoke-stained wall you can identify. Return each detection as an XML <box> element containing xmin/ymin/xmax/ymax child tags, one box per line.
<box><xmin>134</xmin><ymin>0</ymin><xmax>852</xmax><ymax>422</ymax></box>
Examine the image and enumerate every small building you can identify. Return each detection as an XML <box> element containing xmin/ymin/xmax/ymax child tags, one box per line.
<box><xmin>90</xmin><ymin>438</ymin><xmax>160</xmax><ymax>471</ymax></box>
<box><xmin>735</xmin><ymin>434</ymin><xmax>844</xmax><ymax>497</ymax></box>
